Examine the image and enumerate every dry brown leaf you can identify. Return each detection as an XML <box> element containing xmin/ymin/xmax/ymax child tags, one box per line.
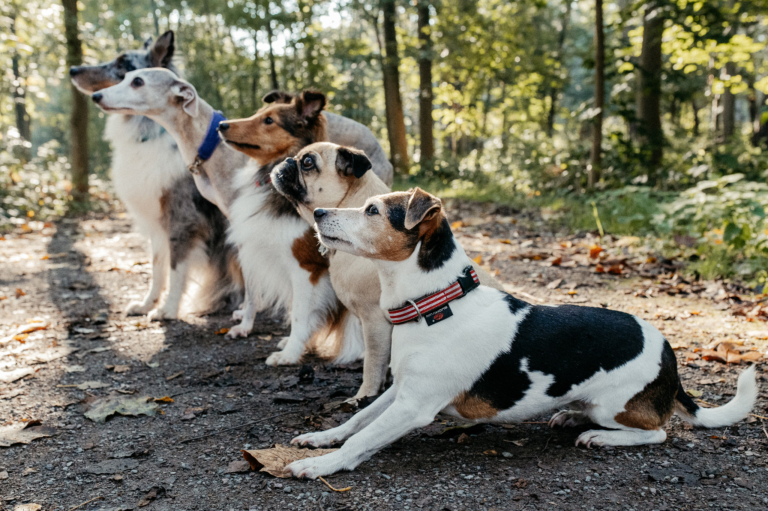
<box><xmin>607</xmin><ymin>264</ymin><xmax>623</xmax><ymax>275</ymax></box>
<box><xmin>215</xmin><ymin>328</ymin><xmax>230</xmax><ymax>335</ymax></box>
<box><xmin>669</xmin><ymin>342</ymin><xmax>689</xmax><ymax>350</ymax></box>
<box><xmin>546</xmin><ymin>278</ymin><xmax>563</xmax><ymax>290</ymax></box>
<box><xmin>15</xmin><ymin>288</ymin><xmax>26</xmax><ymax>298</ymax></box>
<box><xmin>242</xmin><ymin>444</ymin><xmax>338</xmax><ymax>478</ymax></box>
<box><xmin>595</xmin><ymin>264</ymin><xmax>605</xmax><ymax>273</ymax></box>
<box><xmin>14</xmin><ymin>504</ymin><xmax>42</xmax><ymax>511</ymax></box>
<box><xmin>0</xmin><ymin>420</ymin><xmax>57</xmax><ymax>447</ymax></box>
<box><xmin>499</xmin><ymin>239</ymin><xmax>512</xmax><ymax>244</ymax></box>
<box><xmin>112</xmin><ymin>365</ymin><xmax>130</xmax><ymax>373</ymax></box>
<box><xmin>550</xmin><ymin>257</ymin><xmax>562</xmax><ymax>266</ymax></box>
<box><xmin>472</xmin><ymin>254</ymin><xmax>482</xmax><ymax>264</ymax></box>
<box><xmin>154</xmin><ymin>396</ymin><xmax>174</xmax><ymax>403</ymax></box>
<box><xmin>589</xmin><ymin>245</ymin><xmax>603</xmax><ymax>259</ymax></box>
<box><xmin>451</xmin><ymin>220</ymin><xmax>464</xmax><ymax>230</ymax></box>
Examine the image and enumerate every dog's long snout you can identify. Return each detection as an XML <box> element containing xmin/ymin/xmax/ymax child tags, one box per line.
<box><xmin>69</xmin><ymin>67</ymin><xmax>82</xmax><ymax>77</ymax></box>
<box><xmin>91</xmin><ymin>93</ymin><xmax>103</xmax><ymax>104</ymax></box>
<box><xmin>314</xmin><ymin>209</ymin><xmax>327</xmax><ymax>221</ymax></box>
<box><xmin>218</xmin><ymin>122</ymin><xmax>230</xmax><ymax>132</ymax></box>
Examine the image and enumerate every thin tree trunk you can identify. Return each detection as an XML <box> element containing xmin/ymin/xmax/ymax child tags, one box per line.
<box><xmin>748</xmin><ymin>75</ymin><xmax>758</xmax><ymax>136</ymax></box>
<box><xmin>589</xmin><ymin>0</ymin><xmax>604</xmax><ymax>189</ymax></box>
<box><xmin>417</xmin><ymin>1</ymin><xmax>434</xmax><ymax>165</ymax></box>
<box><xmin>62</xmin><ymin>0</ymin><xmax>89</xmax><ymax>203</ymax></box>
<box><xmin>381</xmin><ymin>0</ymin><xmax>409</xmax><ymax>174</ymax></box>
<box><xmin>722</xmin><ymin>62</ymin><xmax>737</xmax><ymax>141</ymax></box>
<box><xmin>251</xmin><ymin>32</ymin><xmax>260</xmax><ymax>110</ymax></box>
<box><xmin>149</xmin><ymin>0</ymin><xmax>161</xmax><ymax>35</ymax></box>
<box><xmin>266</xmin><ymin>19</ymin><xmax>279</xmax><ymax>91</ymax></box>
<box><xmin>636</xmin><ymin>2</ymin><xmax>663</xmax><ymax>173</ymax></box>
<box><xmin>546</xmin><ymin>0</ymin><xmax>571</xmax><ymax>138</ymax></box>
<box><xmin>10</xmin><ymin>13</ymin><xmax>31</xmax><ymax>162</ymax></box>
<box><xmin>691</xmin><ymin>98</ymin><xmax>700</xmax><ymax>137</ymax></box>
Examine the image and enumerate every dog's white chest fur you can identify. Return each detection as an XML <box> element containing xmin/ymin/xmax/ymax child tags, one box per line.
<box><xmin>105</xmin><ymin>115</ymin><xmax>186</xmax><ymax>235</ymax></box>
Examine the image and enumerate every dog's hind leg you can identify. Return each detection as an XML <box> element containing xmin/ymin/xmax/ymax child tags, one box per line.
<box><xmin>126</xmin><ymin>234</ymin><xmax>169</xmax><ymax>316</ymax></box>
<box><xmin>352</xmin><ymin>313</ymin><xmax>393</xmax><ymax>400</ymax></box>
<box><xmin>286</xmin><ymin>391</ymin><xmax>438</xmax><ymax>479</ymax></box>
<box><xmin>293</xmin><ymin>385</ymin><xmax>397</xmax><ymax>448</ymax></box>
<box><xmin>576</xmin><ymin>428</ymin><xmax>666</xmax><ymax>448</ymax></box>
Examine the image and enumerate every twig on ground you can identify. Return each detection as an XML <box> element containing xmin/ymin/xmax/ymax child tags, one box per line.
<box><xmin>542</xmin><ymin>435</ymin><xmax>552</xmax><ymax>452</ymax></box>
<box><xmin>318</xmin><ymin>476</ymin><xmax>351</xmax><ymax>492</ymax></box>
<box><xmin>180</xmin><ymin>411</ymin><xmax>295</xmax><ymax>443</ymax></box>
<box><xmin>69</xmin><ymin>496</ymin><xmax>104</xmax><ymax>511</ymax></box>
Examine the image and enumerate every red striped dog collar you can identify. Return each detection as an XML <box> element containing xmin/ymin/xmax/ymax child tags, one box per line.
<box><xmin>388</xmin><ymin>266</ymin><xmax>480</xmax><ymax>325</ymax></box>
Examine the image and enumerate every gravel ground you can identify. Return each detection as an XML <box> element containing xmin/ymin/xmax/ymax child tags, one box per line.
<box><xmin>1</xmin><ymin>202</ymin><xmax>767</xmax><ymax>511</ymax></box>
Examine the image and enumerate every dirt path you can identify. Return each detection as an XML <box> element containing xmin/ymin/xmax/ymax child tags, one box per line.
<box><xmin>1</xmin><ymin>202</ymin><xmax>767</xmax><ymax>511</ymax></box>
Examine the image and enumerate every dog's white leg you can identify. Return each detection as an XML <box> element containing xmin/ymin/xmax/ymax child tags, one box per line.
<box><xmin>576</xmin><ymin>428</ymin><xmax>666</xmax><ymax>448</ymax></box>
<box><xmin>286</xmin><ymin>393</ymin><xmax>436</xmax><ymax>479</ymax></box>
<box><xmin>126</xmin><ymin>234</ymin><xmax>169</xmax><ymax>316</ymax></box>
<box><xmin>265</xmin><ymin>276</ymin><xmax>324</xmax><ymax>366</ymax></box>
<box><xmin>232</xmin><ymin>289</ymin><xmax>249</xmax><ymax>321</ymax></box>
<box><xmin>148</xmin><ymin>257</ymin><xmax>191</xmax><ymax>321</ymax></box>
<box><xmin>293</xmin><ymin>385</ymin><xmax>397</xmax><ymax>448</ymax></box>
<box><xmin>549</xmin><ymin>410</ymin><xmax>593</xmax><ymax>429</ymax></box>
<box><xmin>352</xmin><ymin>314</ymin><xmax>393</xmax><ymax>400</ymax></box>
<box><xmin>227</xmin><ymin>291</ymin><xmax>258</xmax><ymax>339</ymax></box>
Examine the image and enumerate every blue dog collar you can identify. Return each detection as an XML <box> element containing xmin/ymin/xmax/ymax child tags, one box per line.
<box><xmin>188</xmin><ymin>110</ymin><xmax>226</xmax><ymax>174</ymax></box>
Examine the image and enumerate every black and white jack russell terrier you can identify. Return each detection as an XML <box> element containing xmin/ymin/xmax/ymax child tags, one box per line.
<box><xmin>283</xmin><ymin>187</ymin><xmax>758</xmax><ymax>479</ymax></box>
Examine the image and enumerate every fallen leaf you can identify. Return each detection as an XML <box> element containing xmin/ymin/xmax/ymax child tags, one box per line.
<box><xmin>457</xmin><ymin>433</ymin><xmax>471</xmax><ymax>444</ymax></box>
<box><xmin>138</xmin><ymin>486</ymin><xmax>165</xmax><ymax>507</ymax></box>
<box><xmin>550</xmin><ymin>257</ymin><xmax>562</xmax><ymax>267</ymax></box>
<box><xmin>154</xmin><ymin>396</ymin><xmax>174</xmax><ymax>403</ymax></box>
<box><xmin>669</xmin><ymin>343</ymin><xmax>689</xmax><ymax>350</ymax></box>
<box><xmin>451</xmin><ymin>220</ymin><xmax>464</xmax><ymax>230</ymax></box>
<box><xmin>15</xmin><ymin>288</ymin><xmax>26</xmax><ymax>298</ymax></box>
<box><xmin>166</xmin><ymin>372</ymin><xmax>183</xmax><ymax>381</ymax></box>
<box><xmin>595</xmin><ymin>264</ymin><xmax>605</xmax><ymax>273</ymax></box>
<box><xmin>112</xmin><ymin>365</ymin><xmax>130</xmax><ymax>373</ymax></box>
<box><xmin>546</xmin><ymin>278</ymin><xmax>563</xmax><ymax>290</ymax></box>
<box><xmin>83</xmin><ymin>395</ymin><xmax>160</xmax><ymax>423</ymax></box>
<box><xmin>14</xmin><ymin>505</ymin><xmax>42</xmax><ymax>511</ymax></box>
<box><xmin>76</xmin><ymin>381</ymin><xmax>110</xmax><ymax>390</ymax></box>
<box><xmin>258</xmin><ymin>334</ymin><xmax>273</xmax><ymax>341</ymax></box>
<box><xmin>686</xmin><ymin>389</ymin><xmax>703</xmax><ymax>398</ymax></box>
<box><xmin>22</xmin><ymin>467</ymin><xmax>37</xmax><ymax>476</ymax></box>
<box><xmin>0</xmin><ymin>367</ymin><xmax>34</xmax><ymax>383</ymax></box>
<box><xmin>483</xmin><ymin>449</ymin><xmax>498</xmax><ymax>456</ymax></box>
<box><xmin>472</xmin><ymin>254</ymin><xmax>482</xmax><ymax>264</ymax></box>
<box><xmin>567</xmin><ymin>290</ymin><xmax>578</xmax><ymax>295</ymax></box>
<box><xmin>589</xmin><ymin>245</ymin><xmax>603</xmax><ymax>259</ymax></box>
<box><xmin>607</xmin><ymin>264</ymin><xmax>623</xmax><ymax>275</ymax></box>
<box><xmin>242</xmin><ymin>444</ymin><xmax>338</xmax><ymax>478</ymax></box>
<box><xmin>0</xmin><ymin>421</ymin><xmax>57</xmax><ymax>447</ymax></box>
<box><xmin>215</xmin><ymin>328</ymin><xmax>230</xmax><ymax>335</ymax></box>
<box><xmin>63</xmin><ymin>365</ymin><xmax>86</xmax><ymax>373</ymax></box>
<box><xmin>499</xmin><ymin>239</ymin><xmax>512</xmax><ymax>244</ymax></box>
<box><xmin>226</xmin><ymin>460</ymin><xmax>252</xmax><ymax>473</ymax></box>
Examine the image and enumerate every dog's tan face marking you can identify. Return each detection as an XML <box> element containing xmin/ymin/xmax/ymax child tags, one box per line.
<box><xmin>291</xmin><ymin>228</ymin><xmax>330</xmax><ymax>285</ymax></box>
<box><xmin>220</xmin><ymin>91</ymin><xmax>327</xmax><ymax>166</ymax></box>
<box><xmin>271</xmin><ymin>142</ymin><xmax>372</xmax><ymax>212</ymax></box>
<box><xmin>451</xmin><ymin>392</ymin><xmax>499</xmax><ymax>420</ymax></box>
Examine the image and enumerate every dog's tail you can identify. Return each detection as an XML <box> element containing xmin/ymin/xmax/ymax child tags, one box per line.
<box><xmin>189</xmin><ymin>243</ymin><xmax>245</xmax><ymax>315</ymax></box>
<box><xmin>310</xmin><ymin>301</ymin><xmax>365</xmax><ymax>364</ymax></box>
<box><xmin>674</xmin><ymin>365</ymin><xmax>757</xmax><ymax>428</ymax></box>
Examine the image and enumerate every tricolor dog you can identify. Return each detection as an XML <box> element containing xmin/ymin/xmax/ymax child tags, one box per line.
<box><xmin>70</xmin><ymin>31</ymin><xmax>243</xmax><ymax>319</ymax></box>
<box><xmin>284</xmin><ymin>188</ymin><xmax>758</xmax><ymax>479</ymax></box>
<box><xmin>270</xmin><ymin>142</ymin><xmax>502</xmax><ymax>399</ymax></box>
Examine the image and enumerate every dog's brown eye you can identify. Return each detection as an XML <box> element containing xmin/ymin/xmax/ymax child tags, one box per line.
<box><xmin>265</xmin><ymin>117</ymin><xmax>274</xmax><ymax>125</ymax></box>
<box><xmin>301</xmin><ymin>155</ymin><xmax>314</xmax><ymax>169</ymax></box>
<box><xmin>131</xmin><ymin>77</ymin><xmax>144</xmax><ymax>88</ymax></box>
<box><xmin>366</xmin><ymin>204</ymin><xmax>379</xmax><ymax>216</ymax></box>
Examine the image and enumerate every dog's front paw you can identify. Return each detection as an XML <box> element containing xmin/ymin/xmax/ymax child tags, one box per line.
<box><xmin>284</xmin><ymin>454</ymin><xmax>340</xmax><ymax>480</ymax></box>
<box><xmin>232</xmin><ymin>309</ymin><xmax>245</xmax><ymax>321</ymax></box>
<box><xmin>225</xmin><ymin>324</ymin><xmax>251</xmax><ymax>339</ymax></box>
<box><xmin>265</xmin><ymin>349</ymin><xmax>302</xmax><ymax>366</ymax></box>
<box><xmin>125</xmin><ymin>301</ymin><xmax>153</xmax><ymax>316</ymax></box>
<box><xmin>148</xmin><ymin>307</ymin><xmax>176</xmax><ymax>322</ymax></box>
<box><xmin>291</xmin><ymin>431</ymin><xmax>340</xmax><ymax>448</ymax></box>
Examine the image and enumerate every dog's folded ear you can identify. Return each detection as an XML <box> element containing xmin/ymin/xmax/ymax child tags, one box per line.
<box><xmin>151</xmin><ymin>31</ymin><xmax>175</xmax><ymax>68</ymax></box>
<box><xmin>171</xmin><ymin>80</ymin><xmax>198</xmax><ymax>117</ymax></box>
<box><xmin>262</xmin><ymin>91</ymin><xmax>294</xmax><ymax>104</ymax></box>
<box><xmin>335</xmin><ymin>147</ymin><xmax>372</xmax><ymax>179</ymax></box>
<box><xmin>404</xmin><ymin>188</ymin><xmax>442</xmax><ymax>231</ymax></box>
<box><xmin>294</xmin><ymin>90</ymin><xmax>326</xmax><ymax>121</ymax></box>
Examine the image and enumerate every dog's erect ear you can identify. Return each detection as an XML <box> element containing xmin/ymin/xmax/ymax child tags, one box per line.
<box><xmin>295</xmin><ymin>90</ymin><xmax>326</xmax><ymax>120</ymax></box>
<box><xmin>150</xmin><ymin>31</ymin><xmax>175</xmax><ymax>68</ymax></box>
<box><xmin>143</xmin><ymin>36</ymin><xmax>154</xmax><ymax>50</ymax></box>
<box><xmin>404</xmin><ymin>187</ymin><xmax>442</xmax><ymax>231</ymax></box>
<box><xmin>335</xmin><ymin>146</ymin><xmax>372</xmax><ymax>179</ymax></box>
<box><xmin>262</xmin><ymin>91</ymin><xmax>294</xmax><ymax>104</ymax></box>
<box><xmin>171</xmin><ymin>81</ymin><xmax>198</xmax><ymax>117</ymax></box>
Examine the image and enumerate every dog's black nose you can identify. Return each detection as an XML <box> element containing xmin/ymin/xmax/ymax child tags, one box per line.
<box><xmin>314</xmin><ymin>209</ymin><xmax>327</xmax><ymax>221</ymax></box>
<box><xmin>69</xmin><ymin>67</ymin><xmax>82</xmax><ymax>77</ymax></box>
<box><xmin>91</xmin><ymin>93</ymin><xmax>102</xmax><ymax>104</ymax></box>
<box><xmin>218</xmin><ymin>122</ymin><xmax>229</xmax><ymax>131</ymax></box>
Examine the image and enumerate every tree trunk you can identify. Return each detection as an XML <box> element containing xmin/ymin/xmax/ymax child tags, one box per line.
<box><xmin>62</xmin><ymin>0</ymin><xmax>89</xmax><ymax>203</ymax></box>
<box><xmin>546</xmin><ymin>0</ymin><xmax>571</xmax><ymax>138</ymax></box>
<box><xmin>10</xmin><ymin>13</ymin><xmax>31</xmax><ymax>162</ymax></box>
<box><xmin>381</xmin><ymin>0</ymin><xmax>409</xmax><ymax>174</ymax></box>
<box><xmin>748</xmin><ymin>74</ymin><xmax>758</xmax><ymax>136</ymax></box>
<box><xmin>691</xmin><ymin>98</ymin><xmax>700</xmax><ymax>137</ymax></box>
<box><xmin>589</xmin><ymin>0</ymin><xmax>604</xmax><ymax>189</ymax></box>
<box><xmin>266</xmin><ymin>19</ymin><xmax>279</xmax><ymax>91</ymax></box>
<box><xmin>149</xmin><ymin>0</ymin><xmax>161</xmax><ymax>35</ymax></box>
<box><xmin>721</xmin><ymin>62</ymin><xmax>737</xmax><ymax>141</ymax></box>
<box><xmin>417</xmin><ymin>1</ymin><xmax>434</xmax><ymax>165</ymax></box>
<box><xmin>636</xmin><ymin>3</ymin><xmax>663</xmax><ymax>173</ymax></box>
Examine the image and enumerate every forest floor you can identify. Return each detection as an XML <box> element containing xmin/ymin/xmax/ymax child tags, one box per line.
<box><xmin>1</xmin><ymin>199</ymin><xmax>768</xmax><ymax>511</ymax></box>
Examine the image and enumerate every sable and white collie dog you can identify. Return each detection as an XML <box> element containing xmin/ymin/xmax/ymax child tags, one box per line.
<box><xmin>70</xmin><ymin>31</ymin><xmax>242</xmax><ymax>320</ymax></box>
